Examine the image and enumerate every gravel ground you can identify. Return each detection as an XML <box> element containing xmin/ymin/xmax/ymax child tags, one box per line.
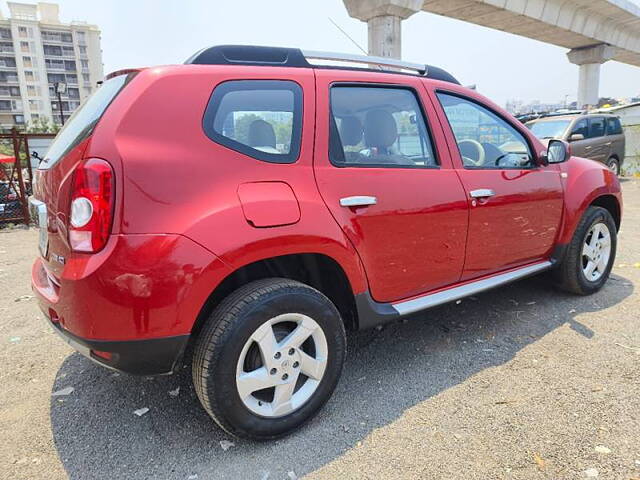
<box><xmin>1</xmin><ymin>179</ymin><xmax>639</xmax><ymax>480</ymax></box>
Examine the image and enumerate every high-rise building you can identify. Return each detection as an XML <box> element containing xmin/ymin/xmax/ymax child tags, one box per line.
<box><xmin>0</xmin><ymin>2</ymin><xmax>103</xmax><ymax>130</ymax></box>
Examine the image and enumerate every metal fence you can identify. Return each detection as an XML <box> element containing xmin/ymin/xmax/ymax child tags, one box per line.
<box><xmin>0</xmin><ymin>129</ymin><xmax>55</xmax><ymax>225</ymax></box>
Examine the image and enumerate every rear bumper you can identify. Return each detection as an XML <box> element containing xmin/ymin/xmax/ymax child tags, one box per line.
<box><xmin>46</xmin><ymin>311</ymin><xmax>189</xmax><ymax>375</ymax></box>
<box><xmin>29</xmin><ymin>232</ymin><xmax>230</xmax><ymax>374</ymax></box>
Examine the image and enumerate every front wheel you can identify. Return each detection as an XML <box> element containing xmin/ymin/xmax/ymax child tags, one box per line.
<box><xmin>192</xmin><ymin>278</ymin><xmax>346</xmax><ymax>440</ymax></box>
<box><xmin>554</xmin><ymin>206</ymin><xmax>617</xmax><ymax>295</ymax></box>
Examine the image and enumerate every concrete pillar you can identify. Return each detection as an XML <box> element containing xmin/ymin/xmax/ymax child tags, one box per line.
<box><xmin>343</xmin><ymin>0</ymin><xmax>424</xmax><ymax>58</ymax></box>
<box><xmin>567</xmin><ymin>44</ymin><xmax>617</xmax><ymax>109</ymax></box>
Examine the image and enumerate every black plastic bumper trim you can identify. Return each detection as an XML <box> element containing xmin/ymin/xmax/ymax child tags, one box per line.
<box><xmin>48</xmin><ymin>320</ymin><xmax>189</xmax><ymax>376</ymax></box>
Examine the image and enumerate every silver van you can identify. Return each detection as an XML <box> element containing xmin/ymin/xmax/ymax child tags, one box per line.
<box><xmin>526</xmin><ymin>114</ymin><xmax>625</xmax><ymax>175</ymax></box>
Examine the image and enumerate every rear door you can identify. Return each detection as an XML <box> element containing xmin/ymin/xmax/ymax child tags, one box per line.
<box><xmin>605</xmin><ymin>116</ymin><xmax>625</xmax><ymax>160</ymax></box>
<box><xmin>313</xmin><ymin>70</ymin><xmax>468</xmax><ymax>303</ymax></box>
<box><xmin>585</xmin><ymin>116</ymin><xmax>608</xmax><ymax>162</ymax></box>
<box><xmin>431</xmin><ymin>89</ymin><xmax>564</xmax><ymax>280</ymax></box>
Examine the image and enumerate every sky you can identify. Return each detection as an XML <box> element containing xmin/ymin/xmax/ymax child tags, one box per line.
<box><xmin>3</xmin><ymin>0</ymin><xmax>640</xmax><ymax>107</ymax></box>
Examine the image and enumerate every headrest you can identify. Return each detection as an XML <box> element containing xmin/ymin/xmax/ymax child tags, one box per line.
<box><xmin>339</xmin><ymin>116</ymin><xmax>363</xmax><ymax>147</ymax></box>
<box><xmin>364</xmin><ymin>109</ymin><xmax>397</xmax><ymax>149</ymax></box>
<box><xmin>248</xmin><ymin>119</ymin><xmax>276</xmax><ymax>148</ymax></box>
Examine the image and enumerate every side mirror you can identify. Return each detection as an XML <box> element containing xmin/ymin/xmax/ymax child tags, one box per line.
<box><xmin>547</xmin><ymin>139</ymin><xmax>570</xmax><ymax>164</ymax></box>
<box><xmin>569</xmin><ymin>133</ymin><xmax>584</xmax><ymax>142</ymax></box>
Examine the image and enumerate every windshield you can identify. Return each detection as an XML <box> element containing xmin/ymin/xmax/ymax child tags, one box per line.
<box><xmin>526</xmin><ymin>120</ymin><xmax>571</xmax><ymax>139</ymax></box>
<box><xmin>40</xmin><ymin>73</ymin><xmax>134</xmax><ymax>169</ymax></box>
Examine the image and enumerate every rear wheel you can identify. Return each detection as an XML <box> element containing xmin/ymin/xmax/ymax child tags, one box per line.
<box><xmin>606</xmin><ymin>157</ymin><xmax>620</xmax><ymax>176</ymax></box>
<box><xmin>554</xmin><ymin>206</ymin><xmax>617</xmax><ymax>295</ymax></box>
<box><xmin>192</xmin><ymin>278</ymin><xmax>346</xmax><ymax>440</ymax></box>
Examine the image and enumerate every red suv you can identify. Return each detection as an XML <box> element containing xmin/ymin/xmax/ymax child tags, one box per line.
<box><xmin>30</xmin><ymin>46</ymin><xmax>622</xmax><ymax>440</ymax></box>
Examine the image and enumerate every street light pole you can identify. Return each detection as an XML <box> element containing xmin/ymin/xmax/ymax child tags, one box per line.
<box><xmin>54</xmin><ymin>82</ymin><xmax>67</xmax><ymax>126</ymax></box>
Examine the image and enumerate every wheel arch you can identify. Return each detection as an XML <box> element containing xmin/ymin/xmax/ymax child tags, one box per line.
<box><xmin>590</xmin><ymin>194</ymin><xmax>621</xmax><ymax>231</ymax></box>
<box><xmin>190</xmin><ymin>253</ymin><xmax>360</xmax><ymax>343</ymax></box>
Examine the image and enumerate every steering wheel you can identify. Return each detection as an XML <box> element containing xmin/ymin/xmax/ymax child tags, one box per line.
<box><xmin>458</xmin><ymin>139</ymin><xmax>485</xmax><ymax>167</ymax></box>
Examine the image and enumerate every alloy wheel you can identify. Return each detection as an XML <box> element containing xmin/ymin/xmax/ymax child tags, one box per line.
<box><xmin>581</xmin><ymin>222</ymin><xmax>612</xmax><ymax>282</ymax></box>
<box><xmin>235</xmin><ymin>313</ymin><xmax>328</xmax><ymax>418</ymax></box>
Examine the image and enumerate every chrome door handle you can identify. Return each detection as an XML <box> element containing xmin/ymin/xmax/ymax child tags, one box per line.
<box><xmin>469</xmin><ymin>189</ymin><xmax>495</xmax><ymax>198</ymax></box>
<box><xmin>340</xmin><ymin>196</ymin><xmax>377</xmax><ymax>207</ymax></box>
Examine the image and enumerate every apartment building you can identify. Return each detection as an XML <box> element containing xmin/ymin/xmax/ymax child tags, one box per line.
<box><xmin>0</xmin><ymin>1</ymin><xmax>103</xmax><ymax>130</ymax></box>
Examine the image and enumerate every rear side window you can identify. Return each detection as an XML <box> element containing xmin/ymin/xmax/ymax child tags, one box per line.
<box><xmin>588</xmin><ymin>117</ymin><xmax>605</xmax><ymax>138</ymax></box>
<box><xmin>203</xmin><ymin>80</ymin><xmax>302</xmax><ymax>164</ymax></box>
<box><xmin>606</xmin><ymin>117</ymin><xmax>623</xmax><ymax>135</ymax></box>
<box><xmin>40</xmin><ymin>73</ymin><xmax>133</xmax><ymax>169</ymax></box>
<box><xmin>329</xmin><ymin>86</ymin><xmax>437</xmax><ymax>168</ymax></box>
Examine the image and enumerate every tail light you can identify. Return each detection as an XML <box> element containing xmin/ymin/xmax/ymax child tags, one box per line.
<box><xmin>68</xmin><ymin>158</ymin><xmax>114</xmax><ymax>253</ymax></box>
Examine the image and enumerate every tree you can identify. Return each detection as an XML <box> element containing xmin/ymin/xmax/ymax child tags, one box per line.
<box><xmin>26</xmin><ymin>116</ymin><xmax>60</xmax><ymax>134</ymax></box>
<box><xmin>233</xmin><ymin>113</ymin><xmax>262</xmax><ymax>145</ymax></box>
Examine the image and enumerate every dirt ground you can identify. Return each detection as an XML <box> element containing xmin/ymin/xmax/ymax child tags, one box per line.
<box><xmin>1</xmin><ymin>179</ymin><xmax>639</xmax><ymax>480</ymax></box>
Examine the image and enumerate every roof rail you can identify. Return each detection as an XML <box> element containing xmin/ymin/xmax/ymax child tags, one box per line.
<box><xmin>185</xmin><ymin>45</ymin><xmax>460</xmax><ymax>84</ymax></box>
<box><xmin>301</xmin><ymin>50</ymin><xmax>426</xmax><ymax>74</ymax></box>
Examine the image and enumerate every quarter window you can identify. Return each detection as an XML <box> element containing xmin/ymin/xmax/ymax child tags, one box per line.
<box><xmin>437</xmin><ymin>92</ymin><xmax>533</xmax><ymax>168</ymax></box>
<box><xmin>203</xmin><ymin>80</ymin><xmax>302</xmax><ymax>164</ymax></box>
<box><xmin>606</xmin><ymin>117</ymin><xmax>622</xmax><ymax>135</ymax></box>
<box><xmin>329</xmin><ymin>86</ymin><xmax>436</xmax><ymax>167</ymax></box>
<box><xmin>588</xmin><ymin>117</ymin><xmax>605</xmax><ymax>138</ymax></box>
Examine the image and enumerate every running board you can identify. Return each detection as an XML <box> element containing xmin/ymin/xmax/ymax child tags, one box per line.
<box><xmin>392</xmin><ymin>261</ymin><xmax>553</xmax><ymax>316</ymax></box>
<box><xmin>354</xmin><ymin>261</ymin><xmax>553</xmax><ymax>329</ymax></box>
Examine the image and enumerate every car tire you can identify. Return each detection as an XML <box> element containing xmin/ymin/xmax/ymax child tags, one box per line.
<box><xmin>553</xmin><ymin>206</ymin><xmax>617</xmax><ymax>295</ymax></box>
<box><xmin>606</xmin><ymin>157</ymin><xmax>620</xmax><ymax>176</ymax></box>
<box><xmin>192</xmin><ymin>278</ymin><xmax>346</xmax><ymax>440</ymax></box>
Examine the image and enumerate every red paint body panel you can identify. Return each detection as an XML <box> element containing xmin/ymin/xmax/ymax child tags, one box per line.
<box><xmin>313</xmin><ymin>70</ymin><xmax>469</xmax><ymax>302</ymax></box>
<box><xmin>556</xmin><ymin>156</ymin><xmax>622</xmax><ymax>244</ymax></box>
<box><xmin>30</xmin><ymin>63</ymin><xmax>622</xmax><ymax>347</ymax></box>
<box><xmin>31</xmin><ymin>233</ymin><xmax>230</xmax><ymax>341</ymax></box>
<box><xmin>424</xmin><ymin>81</ymin><xmax>565</xmax><ymax>279</ymax></box>
<box><xmin>237</xmin><ymin>182</ymin><xmax>300</xmax><ymax>227</ymax></box>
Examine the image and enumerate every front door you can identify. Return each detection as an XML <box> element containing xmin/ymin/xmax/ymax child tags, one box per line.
<box><xmin>567</xmin><ymin>118</ymin><xmax>589</xmax><ymax>157</ymax></box>
<box><xmin>313</xmin><ymin>71</ymin><xmax>469</xmax><ymax>303</ymax></box>
<box><xmin>433</xmin><ymin>90</ymin><xmax>564</xmax><ymax>280</ymax></box>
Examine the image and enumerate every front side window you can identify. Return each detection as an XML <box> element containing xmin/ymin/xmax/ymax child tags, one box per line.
<box><xmin>437</xmin><ymin>92</ymin><xmax>533</xmax><ymax>169</ymax></box>
<box><xmin>330</xmin><ymin>86</ymin><xmax>436</xmax><ymax>167</ymax></box>
<box><xmin>588</xmin><ymin>117</ymin><xmax>605</xmax><ymax>138</ymax></box>
<box><xmin>203</xmin><ymin>80</ymin><xmax>302</xmax><ymax>164</ymax></box>
<box><xmin>571</xmin><ymin>119</ymin><xmax>588</xmax><ymax>138</ymax></box>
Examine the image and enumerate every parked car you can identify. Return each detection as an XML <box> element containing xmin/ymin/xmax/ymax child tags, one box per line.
<box><xmin>526</xmin><ymin>113</ymin><xmax>625</xmax><ymax>175</ymax></box>
<box><xmin>30</xmin><ymin>45</ymin><xmax>622</xmax><ymax>440</ymax></box>
<box><xmin>0</xmin><ymin>182</ymin><xmax>21</xmax><ymax>221</ymax></box>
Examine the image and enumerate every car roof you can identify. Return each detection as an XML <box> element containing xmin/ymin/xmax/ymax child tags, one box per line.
<box><xmin>527</xmin><ymin>113</ymin><xmax>619</xmax><ymax>123</ymax></box>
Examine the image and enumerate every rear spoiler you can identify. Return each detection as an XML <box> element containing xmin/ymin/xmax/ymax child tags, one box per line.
<box><xmin>104</xmin><ymin>68</ymin><xmax>145</xmax><ymax>81</ymax></box>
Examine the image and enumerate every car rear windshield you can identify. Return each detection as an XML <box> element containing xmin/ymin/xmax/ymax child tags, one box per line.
<box><xmin>39</xmin><ymin>73</ymin><xmax>134</xmax><ymax>170</ymax></box>
<box><xmin>527</xmin><ymin>120</ymin><xmax>570</xmax><ymax>139</ymax></box>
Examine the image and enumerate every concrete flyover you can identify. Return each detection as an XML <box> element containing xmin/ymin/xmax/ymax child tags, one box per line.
<box><xmin>344</xmin><ymin>0</ymin><xmax>640</xmax><ymax>107</ymax></box>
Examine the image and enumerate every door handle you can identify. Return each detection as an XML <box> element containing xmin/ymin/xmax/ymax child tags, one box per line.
<box><xmin>469</xmin><ymin>189</ymin><xmax>495</xmax><ymax>198</ymax></box>
<box><xmin>585</xmin><ymin>146</ymin><xmax>592</xmax><ymax>150</ymax></box>
<box><xmin>339</xmin><ymin>196</ymin><xmax>377</xmax><ymax>207</ymax></box>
